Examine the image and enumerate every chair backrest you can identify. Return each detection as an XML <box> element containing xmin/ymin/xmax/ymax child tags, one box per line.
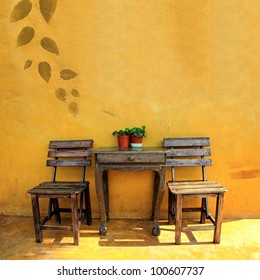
<box><xmin>163</xmin><ymin>137</ymin><xmax>212</xmax><ymax>182</ymax></box>
<box><xmin>47</xmin><ymin>140</ymin><xmax>94</xmax><ymax>182</ymax></box>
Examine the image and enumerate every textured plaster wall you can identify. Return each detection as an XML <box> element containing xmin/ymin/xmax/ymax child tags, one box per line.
<box><xmin>0</xmin><ymin>0</ymin><xmax>259</xmax><ymax>219</ymax></box>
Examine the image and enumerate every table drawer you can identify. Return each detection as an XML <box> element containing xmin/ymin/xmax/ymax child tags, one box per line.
<box><xmin>96</xmin><ymin>153</ymin><xmax>165</xmax><ymax>163</ymax></box>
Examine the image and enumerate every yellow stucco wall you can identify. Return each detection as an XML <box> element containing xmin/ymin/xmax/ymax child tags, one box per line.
<box><xmin>0</xmin><ymin>0</ymin><xmax>259</xmax><ymax>219</ymax></box>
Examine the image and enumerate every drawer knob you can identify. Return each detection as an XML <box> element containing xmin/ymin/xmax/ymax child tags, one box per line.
<box><xmin>128</xmin><ymin>155</ymin><xmax>135</xmax><ymax>161</ymax></box>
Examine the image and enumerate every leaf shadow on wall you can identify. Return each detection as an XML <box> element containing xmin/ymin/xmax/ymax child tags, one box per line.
<box><xmin>10</xmin><ymin>0</ymin><xmax>81</xmax><ymax>117</ymax></box>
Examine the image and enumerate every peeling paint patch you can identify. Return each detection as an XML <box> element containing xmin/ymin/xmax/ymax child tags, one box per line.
<box><xmin>231</xmin><ymin>169</ymin><xmax>260</xmax><ymax>180</ymax></box>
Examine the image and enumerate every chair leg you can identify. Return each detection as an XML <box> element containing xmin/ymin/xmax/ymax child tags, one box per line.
<box><xmin>85</xmin><ymin>185</ymin><xmax>92</xmax><ymax>225</ymax></box>
<box><xmin>175</xmin><ymin>194</ymin><xmax>182</xmax><ymax>245</ymax></box>
<box><xmin>214</xmin><ymin>193</ymin><xmax>224</xmax><ymax>244</ymax></box>
<box><xmin>31</xmin><ymin>195</ymin><xmax>42</xmax><ymax>243</ymax></box>
<box><xmin>168</xmin><ymin>190</ymin><xmax>176</xmax><ymax>225</ymax></box>
<box><xmin>168</xmin><ymin>189</ymin><xmax>173</xmax><ymax>224</ymax></box>
<box><xmin>48</xmin><ymin>198</ymin><xmax>61</xmax><ymax>223</ymax></box>
<box><xmin>48</xmin><ymin>198</ymin><xmax>53</xmax><ymax>220</ymax></box>
<box><xmin>173</xmin><ymin>194</ymin><xmax>177</xmax><ymax>225</ymax></box>
<box><xmin>79</xmin><ymin>192</ymin><xmax>84</xmax><ymax>221</ymax></box>
<box><xmin>53</xmin><ymin>198</ymin><xmax>61</xmax><ymax>224</ymax></box>
<box><xmin>200</xmin><ymin>198</ymin><xmax>209</xmax><ymax>224</ymax></box>
<box><xmin>71</xmin><ymin>194</ymin><xmax>80</xmax><ymax>245</ymax></box>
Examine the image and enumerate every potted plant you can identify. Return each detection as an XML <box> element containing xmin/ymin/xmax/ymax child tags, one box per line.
<box><xmin>129</xmin><ymin>125</ymin><xmax>147</xmax><ymax>147</ymax></box>
<box><xmin>112</xmin><ymin>128</ymin><xmax>130</xmax><ymax>148</ymax></box>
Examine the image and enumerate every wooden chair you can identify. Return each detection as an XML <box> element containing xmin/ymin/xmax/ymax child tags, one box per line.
<box><xmin>27</xmin><ymin>139</ymin><xmax>94</xmax><ymax>245</ymax></box>
<box><xmin>164</xmin><ymin>137</ymin><xmax>227</xmax><ymax>244</ymax></box>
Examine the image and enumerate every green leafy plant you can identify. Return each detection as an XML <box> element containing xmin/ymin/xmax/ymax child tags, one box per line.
<box><xmin>129</xmin><ymin>125</ymin><xmax>147</xmax><ymax>137</ymax></box>
<box><xmin>112</xmin><ymin>128</ymin><xmax>130</xmax><ymax>136</ymax></box>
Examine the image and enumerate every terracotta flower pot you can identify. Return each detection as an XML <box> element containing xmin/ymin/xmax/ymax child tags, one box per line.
<box><xmin>117</xmin><ymin>135</ymin><xmax>130</xmax><ymax>149</ymax></box>
<box><xmin>130</xmin><ymin>134</ymin><xmax>143</xmax><ymax>147</ymax></box>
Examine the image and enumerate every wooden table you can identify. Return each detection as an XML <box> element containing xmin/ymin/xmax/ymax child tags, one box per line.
<box><xmin>93</xmin><ymin>147</ymin><xmax>167</xmax><ymax>236</ymax></box>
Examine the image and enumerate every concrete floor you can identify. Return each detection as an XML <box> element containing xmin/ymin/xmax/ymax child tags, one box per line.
<box><xmin>0</xmin><ymin>215</ymin><xmax>259</xmax><ymax>260</ymax></box>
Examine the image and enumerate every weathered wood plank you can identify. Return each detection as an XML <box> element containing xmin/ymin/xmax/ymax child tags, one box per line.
<box><xmin>167</xmin><ymin>148</ymin><xmax>211</xmax><ymax>157</ymax></box>
<box><xmin>48</xmin><ymin>150</ymin><xmax>92</xmax><ymax>158</ymax></box>
<box><xmin>168</xmin><ymin>181</ymin><xmax>222</xmax><ymax>187</ymax></box>
<box><xmin>28</xmin><ymin>184</ymin><xmax>87</xmax><ymax>194</ymax></box>
<box><xmin>182</xmin><ymin>225</ymin><xmax>215</xmax><ymax>231</ymax></box>
<box><xmin>49</xmin><ymin>140</ymin><xmax>94</xmax><ymax>149</ymax></box>
<box><xmin>39</xmin><ymin>181</ymin><xmax>88</xmax><ymax>187</ymax></box>
<box><xmin>47</xmin><ymin>159</ymin><xmax>91</xmax><ymax>167</ymax></box>
<box><xmin>41</xmin><ymin>225</ymin><xmax>72</xmax><ymax>231</ymax></box>
<box><xmin>164</xmin><ymin>137</ymin><xmax>210</xmax><ymax>148</ymax></box>
<box><xmin>31</xmin><ymin>191</ymin><xmax>83</xmax><ymax>197</ymax></box>
<box><xmin>166</xmin><ymin>158</ymin><xmax>212</xmax><ymax>166</ymax></box>
<box><xmin>169</xmin><ymin>187</ymin><xmax>226</xmax><ymax>195</ymax></box>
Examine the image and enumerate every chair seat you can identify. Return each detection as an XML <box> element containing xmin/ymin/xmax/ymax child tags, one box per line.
<box><xmin>28</xmin><ymin>182</ymin><xmax>88</xmax><ymax>195</ymax></box>
<box><xmin>168</xmin><ymin>181</ymin><xmax>227</xmax><ymax>195</ymax></box>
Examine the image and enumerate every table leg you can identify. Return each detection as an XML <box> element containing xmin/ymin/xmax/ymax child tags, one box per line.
<box><xmin>151</xmin><ymin>171</ymin><xmax>160</xmax><ymax>221</ymax></box>
<box><xmin>103</xmin><ymin>170</ymin><xmax>109</xmax><ymax>221</ymax></box>
<box><xmin>152</xmin><ymin>165</ymin><xmax>166</xmax><ymax>236</ymax></box>
<box><xmin>95</xmin><ymin>164</ymin><xmax>107</xmax><ymax>235</ymax></box>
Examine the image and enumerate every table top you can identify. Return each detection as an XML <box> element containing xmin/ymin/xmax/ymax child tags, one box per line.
<box><xmin>92</xmin><ymin>147</ymin><xmax>167</xmax><ymax>154</ymax></box>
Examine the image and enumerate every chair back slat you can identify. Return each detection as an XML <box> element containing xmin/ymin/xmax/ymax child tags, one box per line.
<box><xmin>47</xmin><ymin>159</ymin><xmax>91</xmax><ymax>167</ymax></box>
<box><xmin>164</xmin><ymin>137</ymin><xmax>210</xmax><ymax>148</ymax></box>
<box><xmin>166</xmin><ymin>159</ymin><xmax>212</xmax><ymax>167</ymax></box>
<box><xmin>49</xmin><ymin>140</ymin><xmax>93</xmax><ymax>149</ymax></box>
<box><xmin>167</xmin><ymin>148</ymin><xmax>211</xmax><ymax>157</ymax></box>
<box><xmin>48</xmin><ymin>150</ymin><xmax>92</xmax><ymax>158</ymax></box>
<box><xmin>47</xmin><ymin>139</ymin><xmax>94</xmax><ymax>182</ymax></box>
